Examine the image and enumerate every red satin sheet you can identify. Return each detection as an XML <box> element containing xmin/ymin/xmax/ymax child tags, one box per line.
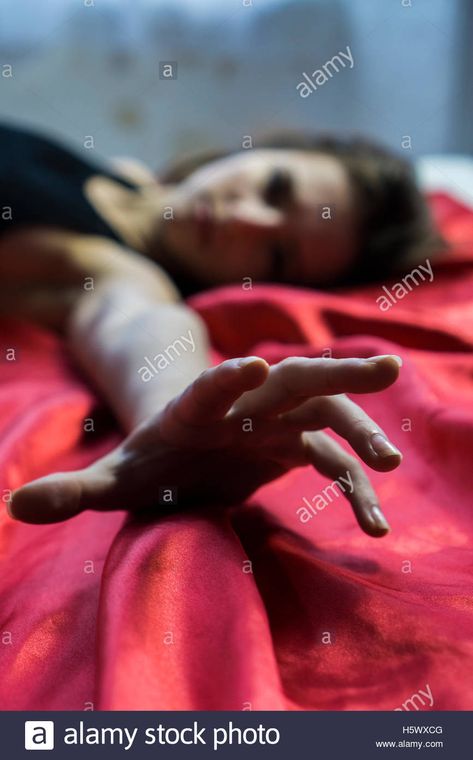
<box><xmin>0</xmin><ymin>193</ymin><xmax>472</xmax><ymax>710</ymax></box>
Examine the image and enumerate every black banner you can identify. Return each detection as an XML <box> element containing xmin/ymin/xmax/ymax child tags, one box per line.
<box><xmin>4</xmin><ymin>710</ymin><xmax>469</xmax><ymax>758</ymax></box>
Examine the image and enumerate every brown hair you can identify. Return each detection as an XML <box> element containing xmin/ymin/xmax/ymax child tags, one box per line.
<box><xmin>159</xmin><ymin>132</ymin><xmax>443</xmax><ymax>287</ymax></box>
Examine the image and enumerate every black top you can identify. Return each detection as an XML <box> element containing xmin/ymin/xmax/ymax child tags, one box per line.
<box><xmin>0</xmin><ymin>122</ymin><xmax>139</xmax><ymax>242</ymax></box>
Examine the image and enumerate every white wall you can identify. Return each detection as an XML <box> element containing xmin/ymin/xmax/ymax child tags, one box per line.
<box><xmin>0</xmin><ymin>0</ymin><xmax>469</xmax><ymax>168</ymax></box>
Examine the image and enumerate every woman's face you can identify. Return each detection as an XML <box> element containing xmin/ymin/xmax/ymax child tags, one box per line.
<box><xmin>157</xmin><ymin>149</ymin><xmax>360</xmax><ymax>287</ymax></box>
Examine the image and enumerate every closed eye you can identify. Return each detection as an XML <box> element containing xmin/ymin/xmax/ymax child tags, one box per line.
<box><xmin>263</xmin><ymin>168</ymin><xmax>294</xmax><ymax>208</ymax></box>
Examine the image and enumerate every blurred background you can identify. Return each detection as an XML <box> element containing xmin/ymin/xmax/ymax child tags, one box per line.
<box><xmin>0</xmin><ymin>0</ymin><xmax>472</xmax><ymax>176</ymax></box>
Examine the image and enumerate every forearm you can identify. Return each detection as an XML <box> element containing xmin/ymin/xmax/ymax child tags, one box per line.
<box><xmin>67</xmin><ymin>278</ymin><xmax>210</xmax><ymax>431</ymax></box>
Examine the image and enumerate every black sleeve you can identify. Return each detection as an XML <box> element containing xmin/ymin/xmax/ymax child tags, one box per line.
<box><xmin>0</xmin><ymin>122</ymin><xmax>136</xmax><ymax>242</ymax></box>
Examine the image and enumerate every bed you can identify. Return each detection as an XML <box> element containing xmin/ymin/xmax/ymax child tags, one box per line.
<box><xmin>0</xmin><ymin>161</ymin><xmax>472</xmax><ymax>710</ymax></box>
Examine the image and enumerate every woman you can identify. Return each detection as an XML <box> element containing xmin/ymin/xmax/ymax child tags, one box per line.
<box><xmin>1</xmin><ymin>122</ymin><xmax>435</xmax><ymax>535</ymax></box>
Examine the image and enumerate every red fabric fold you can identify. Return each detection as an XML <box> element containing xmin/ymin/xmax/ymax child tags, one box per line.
<box><xmin>0</xmin><ymin>192</ymin><xmax>472</xmax><ymax>710</ymax></box>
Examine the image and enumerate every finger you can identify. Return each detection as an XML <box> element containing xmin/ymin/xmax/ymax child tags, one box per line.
<box><xmin>281</xmin><ymin>394</ymin><xmax>402</xmax><ymax>472</ymax></box>
<box><xmin>233</xmin><ymin>355</ymin><xmax>402</xmax><ymax>417</ymax></box>
<box><xmin>8</xmin><ymin>462</ymin><xmax>121</xmax><ymax>524</ymax></box>
<box><xmin>163</xmin><ymin>356</ymin><xmax>269</xmax><ymax>429</ymax></box>
<box><xmin>302</xmin><ymin>431</ymin><xmax>391</xmax><ymax>537</ymax></box>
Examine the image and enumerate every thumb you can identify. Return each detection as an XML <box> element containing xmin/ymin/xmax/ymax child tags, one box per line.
<box><xmin>8</xmin><ymin>463</ymin><xmax>119</xmax><ymax>524</ymax></box>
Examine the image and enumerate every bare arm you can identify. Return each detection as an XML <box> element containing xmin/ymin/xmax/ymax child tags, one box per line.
<box><xmin>69</xmin><ymin>277</ymin><xmax>210</xmax><ymax>430</ymax></box>
<box><xmin>3</xmin><ymin>227</ymin><xmax>402</xmax><ymax>537</ymax></box>
<box><xmin>0</xmin><ymin>227</ymin><xmax>211</xmax><ymax>429</ymax></box>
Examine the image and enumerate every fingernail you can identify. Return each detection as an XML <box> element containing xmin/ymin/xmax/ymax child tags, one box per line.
<box><xmin>238</xmin><ymin>356</ymin><xmax>261</xmax><ymax>367</ymax></box>
<box><xmin>370</xmin><ymin>432</ymin><xmax>402</xmax><ymax>459</ymax></box>
<box><xmin>370</xmin><ymin>506</ymin><xmax>390</xmax><ymax>533</ymax></box>
<box><xmin>366</xmin><ymin>354</ymin><xmax>403</xmax><ymax>367</ymax></box>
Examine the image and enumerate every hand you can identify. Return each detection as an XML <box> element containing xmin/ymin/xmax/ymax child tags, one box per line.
<box><xmin>9</xmin><ymin>355</ymin><xmax>402</xmax><ymax>537</ymax></box>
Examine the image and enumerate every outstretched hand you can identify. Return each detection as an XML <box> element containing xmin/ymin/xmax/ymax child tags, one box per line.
<box><xmin>9</xmin><ymin>354</ymin><xmax>402</xmax><ymax>537</ymax></box>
